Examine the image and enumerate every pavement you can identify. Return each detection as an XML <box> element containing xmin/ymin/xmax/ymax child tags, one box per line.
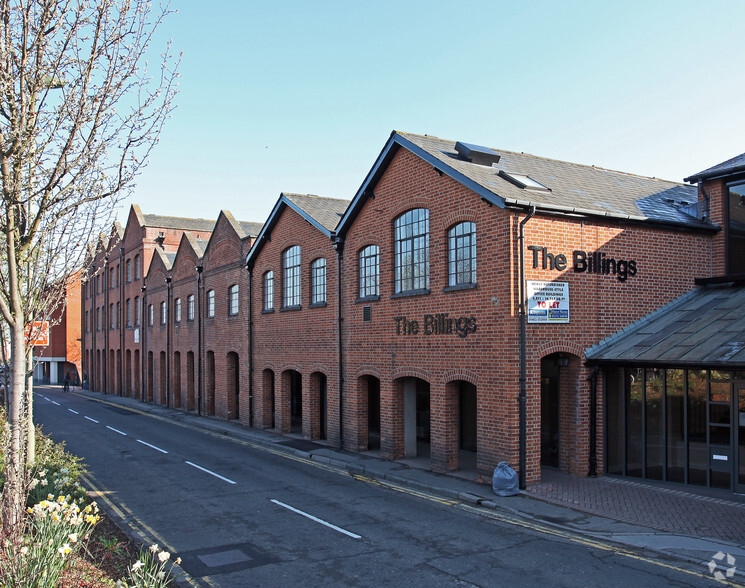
<box><xmin>65</xmin><ymin>387</ymin><xmax>745</xmax><ymax>582</ymax></box>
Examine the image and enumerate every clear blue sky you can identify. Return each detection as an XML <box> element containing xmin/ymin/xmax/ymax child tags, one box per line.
<box><xmin>123</xmin><ymin>0</ymin><xmax>745</xmax><ymax>225</ymax></box>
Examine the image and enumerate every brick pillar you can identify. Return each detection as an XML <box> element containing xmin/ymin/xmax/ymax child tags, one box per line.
<box><xmin>431</xmin><ymin>380</ymin><xmax>458</xmax><ymax>473</ymax></box>
<box><xmin>381</xmin><ymin>378</ymin><xmax>404</xmax><ymax>459</ymax></box>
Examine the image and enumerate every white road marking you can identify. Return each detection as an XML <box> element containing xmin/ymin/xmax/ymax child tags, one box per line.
<box><xmin>137</xmin><ymin>440</ymin><xmax>168</xmax><ymax>454</ymax></box>
<box><xmin>185</xmin><ymin>461</ymin><xmax>236</xmax><ymax>485</ymax></box>
<box><xmin>51</xmin><ymin>401</ymin><xmax>60</xmax><ymax>406</ymax></box>
<box><xmin>106</xmin><ymin>426</ymin><xmax>127</xmax><ymax>436</ymax></box>
<box><xmin>68</xmin><ymin>409</ymin><xmax>79</xmax><ymax>414</ymax></box>
<box><xmin>270</xmin><ymin>499</ymin><xmax>362</xmax><ymax>540</ymax></box>
<box><xmin>85</xmin><ymin>416</ymin><xmax>99</xmax><ymax>423</ymax></box>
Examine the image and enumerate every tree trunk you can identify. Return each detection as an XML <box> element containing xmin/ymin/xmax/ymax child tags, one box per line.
<box><xmin>26</xmin><ymin>355</ymin><xmax>35</xmax><ymax>467</ymax></box>
<box><xmin>2</xmin><ymin>321</ymin><xmax>27</xmax><ymax>534</ymax></box>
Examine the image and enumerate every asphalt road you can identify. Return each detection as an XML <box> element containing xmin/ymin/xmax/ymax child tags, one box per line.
<box><xmin>33</xmin><ymin>386</ymin><xmax>727</xmax><ymax>587</ymax></box>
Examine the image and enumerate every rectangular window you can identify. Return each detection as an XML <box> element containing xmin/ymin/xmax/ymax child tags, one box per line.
<box><xmin>207</xmin><ymin>290</ymin><xmax>215</xmax><ymax>317</ymax></box>
<box><xmin>110</xmin><ymin>303</ymin><xmax>115</xmax><ymax>329</ymax></box>
<box><xmin>116</xmin><ymin>301</ymin><xmax>120</xmax><ymax>329</ymax></box>
<box><xmin>160</xmin><ymin>301</ymin><xmax>166</xmax><ymax>325</ymax></box>
<box><xmin>311</xmin><ymin>258</ymin><xmax>326</xmax><ymax>304</ymax></box>
<box><xmin>135</xmin><ymin>296</ymin><xmax>140</xmax><ymax>326</ymax></box>
<box><xmin>359</xmin><ymin>245</ymin><xmax>379</xmax><ymax>298</ymax></box>
<box><xmin>283</xmin><ymin>246</ymin><xmax>301</xmax><ymax>307</ymax></box>
<box><xmin>126</xmin><ymin>299</ymin><xmax>132</xmax><ymax>327</ymax></box>
<box><xmin>394</xmin><ymin>209</ymin><xmax>429</xmax><ymax>293</ymax></box>
<box><xmin>96</xmin><ymin>307</ymin><xmax>100</xmax><ymax>331</ymax></box>
<box><xmin>109</xmin><ymin>267</ymin><xmax>114</xmax><ymax>289</ymax></box>
<box><xmin>187</xmin><ymin>294</ymin><xmax>195</xmax><ymax>321</ymax></box>
<box><xmin>263</xmin><ymin>271</ymin><xmax>274</xmax><ymax>311</ymax></box>
<box><xmin>148</xmin><ymin>304</ymin><xmax>154</xmax><ymax>327</ymax></box>
<box><xmin>134</xmin><ymin>255</ymin><xmax>140</xmax><ymax>280</ymax></box>
<box><xmin>228</xmin><ymin>285</ymin><xmax>239</xmax><ymax>315</ymax></box>
<box><xmin>175</xmin><ymin>297</ymin><xmax>182</xmax><ymax>322</ymax></box>
<box><xmin>85</xmin><ymin>310</ymin><xmax>89</xmax><ymax>332</ymax></box>
<box><xmin>448</xmin><ymin>222</ymin><xmax>477</xmax><ymax>286</ymax></box>
<box><xmin>126</xmin><ymin>259</ymin><xmax>132</xmax><ymax>283</ymax></box>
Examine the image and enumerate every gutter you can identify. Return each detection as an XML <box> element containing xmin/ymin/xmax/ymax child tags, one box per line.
<box><xmin>247</xmin><ymin>262</ymin><xmax>254</xmax><ymax>427</ymax></box>
<box><xmin>334</xmin><ymin>234</ymin><xmax>345</xmax><ymax>447</ymax></box>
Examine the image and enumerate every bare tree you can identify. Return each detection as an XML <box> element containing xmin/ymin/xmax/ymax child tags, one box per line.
<box><xmin>0</xmin><ymin>0</ymin><xmax>179</xmax><ymax>532</ymax></box>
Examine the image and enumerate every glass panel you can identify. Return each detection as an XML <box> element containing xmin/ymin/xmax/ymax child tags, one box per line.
<box><xmin>710</xmin><ymin>403</ymin><xmax>731</xmax><ymax>427</ymax></box>
<box><xmin>666</xmin><ymin>369</ymin><xmax>685</xmax><ymax>483</ymax></box>
<box><xmin>626</xmin><ymin>368</ymin><xmax>644</xmax><ymax>477</ymax></box>
<box><xmin>605</xmin><ymin>369</ymin><xmax>624</xmax><ymax>475</ymax></box>
<box><xmin>739</xmin><ymin>385</ymin><xmax>745</xmax><ymax>486</ymax></box>
<box><xmin>709</xmin><ymin>425</ymin><xmax>730</xmax><ymax>446</ymax></box>
<box><xmin>728</xmin><ymin>183</ymin><xmax>745</xmax><ymax>274</ymax></box>
<box><xmin>709</xmin><ymin>370</ymin><xmax>730</xmax><ymax>381</ymax></box>
<box><xmin>645</xmin><ymin>368</ymin><xmax>664</xmax><ymax>480</ymax></box>
<box><xmin>688</xmin><ymin>370</ymin><xmax>707</xmax><ymax>486</ymax></box>
<box><xmin>710</xmin><ymin>382</ymin><xmax>731</xmax><ymax>402</ymax></box>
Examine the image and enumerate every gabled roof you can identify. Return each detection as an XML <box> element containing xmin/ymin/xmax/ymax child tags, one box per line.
<box><xmin>337</xmin><ymin>131</ymin><xmax>714</xmax><ymax>236</ymax></box>
<box><xmin>245</xmin><ymin>193</ymin><xmax>350</xmax><ymax>267</ymax></box>
<box><xmin>684</xmin><ymin>152</ymin><xmax>745</xmax><ymax>184</ymax></box>
<box><xmin>585</xmin><ymin>283</ymin><xmax>745</xmax><ymax>367</ymax></box>
<box><xmin>240</xmin><ymin>222</ymin><xmax>264</xmax><ymax>238</ymax></box>
<box><xmin>141</xmin><ymin>213</ymin><xmax>215</xmax><ymax>233</ymax></box>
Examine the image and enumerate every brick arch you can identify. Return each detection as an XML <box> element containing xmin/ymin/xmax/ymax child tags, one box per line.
<box><xmin>279</xmin><ymin>363</ymin><xmax>303</xmax><ymax>375</ymax></box>
<box><xmin>442</xmin><ymin>209</ymin><xmax>479</xmax><ymax>230</ymax></box>
<box><xmin>260</xmin><ymin>361</ymin><xmax>276</xmax><ymax>372</ymax></box>
<box><xmin>390</xmin><ymin>201</ymin><xmax>430</xmax><ymax>221</ymax></box>
<box><xmin>535</xmin><ymin>341</ymin><xmax>585</xmax><ymax>359</ymax></box>
<box><xmin>354</xmin><ymin>365</ymin><xmax>382</xmax><ymax>380</ymax></box>
<box><xmin>308</xmin><ymin>363</ymin><xmax>330</xmax><ymax>376</ymax></box>
<box><xmin>392</xmin><ymin>367</ymin><xmax>431</xmax><ymax>382</ymax></box>
<box><xmin>355</xmin><ymin>236</ymin><xmax>383</xmax><ymax>251</ymax></box>
<box><xmin>441</xmin><ymin>369</ymin><xmax>479</xmax><ymax>386</ymax></box>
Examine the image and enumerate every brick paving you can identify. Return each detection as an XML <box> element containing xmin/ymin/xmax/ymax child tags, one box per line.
<box><xmin>526</xmin><ymin>472</ymin><xmax>745</xmax><ymax>544</ymax></box>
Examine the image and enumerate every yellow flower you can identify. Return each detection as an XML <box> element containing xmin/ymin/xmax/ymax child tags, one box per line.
<box><xmin>58</xmin><ymin>543</ymin><xmax>71</xmax><ymax>557</ymax></box>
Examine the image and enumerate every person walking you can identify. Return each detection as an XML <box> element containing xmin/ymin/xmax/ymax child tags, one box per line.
<box><xmin>63</xmin><ymin>372</ymin><xmax>71</xmax><ymax>393</ymax></box>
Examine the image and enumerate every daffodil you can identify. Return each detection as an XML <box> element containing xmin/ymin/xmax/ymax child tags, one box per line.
<box><xmin>158</xmin><ymin>550</ymin><xmax>170</xmax><ymax>562</ymax></box>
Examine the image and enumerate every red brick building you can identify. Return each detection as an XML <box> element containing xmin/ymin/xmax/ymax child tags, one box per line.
<box><xmin>81</xmin><ymin>132</ymin><xmax>745</xmax><ymax>491</ymax></box>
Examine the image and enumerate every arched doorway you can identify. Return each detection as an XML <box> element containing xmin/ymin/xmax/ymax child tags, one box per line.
<box><xmin>173</xmin><ymin>351</ymin><xmax>182</xmax><ymax>409</ymax></box>
<box><xmin>310</xmin><ymin>372</ymin><xmax>327</xmax><ymax>440</ymax></box>
<box><xmin>398</xmin><ymin>377</ymin><xmax>430</xmax><ymax>458</ymax></box>
<box><xmin>540</xmin><ymin>352</ymin><xmax>581</xmax><ymax>470</ymax></box>
<box><xmin>186</xmin><ymin>351</ymin><xmax>195</xmax><ymax>412</ymax></box>
<box><xmin>359</xmin><ymin>375</ymin><xmax>381</xmax><ymax>450</ymax></box>
<box><xmin>289</xmin><ymin>370</ymin><xmax>302</xmax><ymax>434</ymax></box>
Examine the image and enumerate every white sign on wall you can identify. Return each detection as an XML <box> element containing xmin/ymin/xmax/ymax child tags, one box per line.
<box><xmin>527</xmin><ymin>281</ymin><xmax>569</xmax><ymax>324</ymax></box>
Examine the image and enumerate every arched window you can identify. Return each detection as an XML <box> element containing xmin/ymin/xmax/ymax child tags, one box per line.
<box><xmin>283</xmin><ymin>246</ymin><xmax>301</xmax><ymax>307</ymax></box>
<box><xmin>187</xmin><ymin>294</ymin><xmax>195</xmax><ymax>321</ymax></box>
<box><xmin>447</xmin><ymin>221</ymin><xmax>477</xmax><ymax>286</ymax></box>
<box><xmin>394</xmin><ymin>208</ymin><xmax>429</xmax><ymax>293</ymax></box>
<box><xmin>126</xmin><ymin>259</ymin><xmax>132</xmax><ymax>282</ymax></box>
<box><xmin>228</xmin><ymin>284</ymin><xmax>239</xmax><ymax>315</ymax></box>
<box><xmin>310</xmin><ymin>258</ymin><xmax>326</xmax><ymax>304</ymax></box>
<box><xmin>174</xmin><ymin>297</ymin><xmax>182</xmax><ymax>322</ymax></box>
<box><xmin>359</xmin><ymin>245</ymin><xmax>379</xmax><ymax>298</ymax></box>
<box><xmin>207</xmin><ymin>289</ymin><xmax>215</xmax><ymax>317</ymax></box>
<box><xmin>263</xmin><ymin>271</ymin><xmax>274</xmax><ymax>311</ymax></box>
<box><xmin>134</xmin><ymin>255</ymin><xmax>141</xmax><ymax>280</ymax></box>
<box><xmin>160</xmin><ymin>301</ymin><xmax>166</xmax><ymax>325</ymax></box>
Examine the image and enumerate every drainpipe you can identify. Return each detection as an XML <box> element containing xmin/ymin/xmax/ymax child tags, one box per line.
<box><xmin>140</xmin><ymin>285</ymin><xmax>147</xmax><ymax>402</ymax></box>
<box><xmin>518</xmin><ymin>206</ymin><xmax>535</xmax><ymax>490</ymax></box>
<box><xmin>246</xmin><ymin>261</ymin><xmax>254</xmax><ymax>427</ymax></box>
<box><xmin>165</xmin><ymin>276</ymin><xmax>172</xmax><ymax>408</ymax></box>
<box><xmin>588</xmin><ymin>365</ymin><xmax>599</xmax><ymax>477</ymax></box>
<box><xmin>333</xmin><ymin>235</ymin><xmax>344</xmax><ymax>448</ymax></box>
<box><xmin>119</xmin><ymin>247</ymin><xmax>125</xmax><ymax>396</ymax></box>
<box><xmin>196</xmin><ymin>265</ymin><xmax>203</xmax><ymax>416</ymax></box>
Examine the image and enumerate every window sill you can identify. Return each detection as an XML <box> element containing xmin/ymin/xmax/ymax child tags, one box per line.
<box><xmin>443</xmin><ymin>283</ymin><xmax>478</xmax><ymax>293</ymax></box>
<box><xmin>356</xmin><ymin>295</ymin><xmax>380</xmax><ymax>303</ymax></box>
<box><xmin>309</xmin><ymin>301</ymin><xmax>327</xmax><ymax>308</ymax></box>
<box><xmin>390</xmin><ymin>288</ymin><xmax>430</xmax><ymax>299</ymax></box>
<box><xmin>261</xmin><ymin>308</ymin><xmax>275</xmax><ymax>314</ymax></box>
<box><xmin>280</xmin><ymin>305</ymin><xmax>302</xmax><ymax>312</ymax></box>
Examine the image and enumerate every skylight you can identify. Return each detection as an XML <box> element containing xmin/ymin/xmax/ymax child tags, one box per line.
<box><xmin>498</xmin><ymin>170</ymin><xmax>551</xmax><ymax>192</ymax></box>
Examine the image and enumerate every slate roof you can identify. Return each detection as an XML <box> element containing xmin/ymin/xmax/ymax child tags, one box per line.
<box><xmin>284</xmin><ymin>193</ymin><xmax>350</xmax><ymax>232</ymax></box>
<box><xmin>585</xmin><ymin>284</ymin><xmax>745</xmax><ymax>367</ymax></box>
<box><xmin>141</xmin><ymin>213</ymin><xmax>215</xmax><ymax>233</ymax></box>
<box><xmin>684</xmin><ymin>152</ymin><xmax>745</xmax><ymax>184</ymax></box>
<box><xmin>401</xmin><ymin>132</ymin><xmax>711</xmax><ymax>228</ymax></box>
<box><xmin>240</xmin><ymin>222</ymin><xmax>264</xmax><ymax>238</ymax></box>
<box><xmin>245</xmin><ymin>193</ymin><xmax>351</xmax><ymax>266</ymax></box>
